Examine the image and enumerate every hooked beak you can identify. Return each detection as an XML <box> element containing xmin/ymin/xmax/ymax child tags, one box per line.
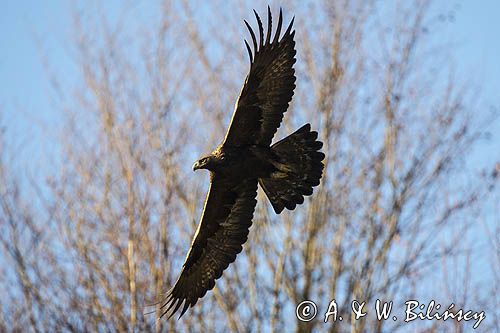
<box><xmin>192</xmin><ymin>161</ymin><xmax>201</xmax><ymax>171</ymax></box>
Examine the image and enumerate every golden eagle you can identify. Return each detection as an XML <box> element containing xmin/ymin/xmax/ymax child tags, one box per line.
<box><xmin>160</xmin><ymin>7</ymin><xmax>324</xmax><ymax>319</ymax></box>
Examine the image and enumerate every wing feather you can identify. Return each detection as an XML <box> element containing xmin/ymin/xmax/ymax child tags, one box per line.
<box><xmin>265</xmin><ymin>6</ymin><xmax>272</xmax><ymax>45</ymax></box>
<box><xmin>244</xmin><ymin>20</ymin><xmax>257</xmax><ymax>53</ymax></box>
<box><xmin>244</xmin><ymin>39</ymin><xmax>253</xmax><ymax>62</ymax></box>
<box><xmin>254</xmin><ymin>9</ymin><xmax>264</xmax><ymax>48</ymax></box>
<box><xmin>224</xmin><ymin>8</ymin><xmax>296</xmax><ymax>147</ymax></box>
<box><xmin>273</xmin><ymin>8</ymin><xmax>283</xmax><ymax>45</ymax></box>
<box><xmin>160</xmin><ymin>176</ymin><xmax>258</xmax><ymax>319</ymax></box>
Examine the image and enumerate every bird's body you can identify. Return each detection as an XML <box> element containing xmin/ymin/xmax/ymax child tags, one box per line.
<box><xmin>196</xmin><ymin>144</ymin><xmax>277</xmax><ymax>180</ymax></box>
<box><xmin>160</xmin><ymin>7</ymin><xmax>325</xmax><ymax>319</ymax></box>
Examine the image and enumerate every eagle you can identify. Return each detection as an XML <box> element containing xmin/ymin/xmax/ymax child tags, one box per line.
<box><xmin>160</xmin><ymin>7</ymin><xmax>324</xmax><ymax>319</ymax></box>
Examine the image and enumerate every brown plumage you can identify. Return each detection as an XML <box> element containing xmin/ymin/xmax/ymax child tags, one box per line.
<box><xmin>159</xmin><ymin>7</ymin><xmax>324</xmax><ymax>319</ymax></box>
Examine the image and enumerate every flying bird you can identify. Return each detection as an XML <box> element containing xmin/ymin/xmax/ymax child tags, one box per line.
<box><xmin>160</xmin><ymin>7</ymin><xmax>324</xmax><ymax>319</ymax></box>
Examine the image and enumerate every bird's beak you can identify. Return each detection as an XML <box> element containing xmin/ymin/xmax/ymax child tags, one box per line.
<box><xmin>192</xmin><ymin>161</ymin><xmax>201</xmax><ymax>171</ymax></box>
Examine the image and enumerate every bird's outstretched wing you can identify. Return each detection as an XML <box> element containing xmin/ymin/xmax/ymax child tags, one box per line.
<box><xmin>224</xmin><ymin>7</ymin><xmax>296</xmax><ymax>147</ymax></box>
<box><xmin>160</xmin><ymin>176</ymin><xmax>258</xmax><ymax>319</ymax></box>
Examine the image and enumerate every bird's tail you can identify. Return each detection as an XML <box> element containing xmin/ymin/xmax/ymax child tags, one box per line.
<box><xmin>259</xmin><ymin>123</ymin><xmax>325</xmax><ymax>214</ymax></box>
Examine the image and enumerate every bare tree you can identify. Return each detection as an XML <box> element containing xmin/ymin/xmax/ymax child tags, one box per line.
<box><xmin>0</xmin><ymin>1</ymin><xmax>498</xmax><ymax>332</ymax></box>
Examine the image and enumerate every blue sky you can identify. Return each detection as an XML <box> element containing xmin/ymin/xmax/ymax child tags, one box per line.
<box><xmin>451</xmin><ymin>1</ymin><xmax>500</xmax><ymax>101</ymax></box>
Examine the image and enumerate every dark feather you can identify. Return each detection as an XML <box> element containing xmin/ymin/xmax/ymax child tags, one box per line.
<box><xmin>259</xmin><ymin>124</ymin><xmax>325</xmax><ymax>214</ymax></box>
<box><xmin>244</xmin><ymin>40</ymin><xmax>253</xmax><ymax>62</ymax></box>
<box><xmin>160</xmin><ymin>177</ymin><xmax>258</xmax><ymax>319</ymax></box>
<box><xmin>273</xmin><ymin>8</ymin><xmax>283</xmax><ymax>45</ymax></box>
<box><xmin>265</xmin><ymin>6</ymin><xmax>272</xmax><ymax>45</ymax></box>
<box><xmin>224</xmin><ymin>8</ymin><xmax>296</xmax><ymax>147</ymax></box>
<box><xmin>244</xmin><ymin>20</ymin><xmax>257</xmax><ymax>53</ymax></box>
<box><xmin>254</xmin><ymin>10</ymin><xmax>264</xmax><ymax>48</ymax></box>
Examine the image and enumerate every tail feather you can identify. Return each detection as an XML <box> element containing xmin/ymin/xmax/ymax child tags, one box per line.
<box><xmin>259</xmin><ymin>123</ymin><xmax>325</xmax><ymax>214</ymax></box>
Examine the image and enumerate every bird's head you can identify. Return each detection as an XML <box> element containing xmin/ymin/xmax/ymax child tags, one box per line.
<box><xmin>193</xmin><ymin>155</ymin><xmax>216</xmax><ymax>171</ymax></box>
